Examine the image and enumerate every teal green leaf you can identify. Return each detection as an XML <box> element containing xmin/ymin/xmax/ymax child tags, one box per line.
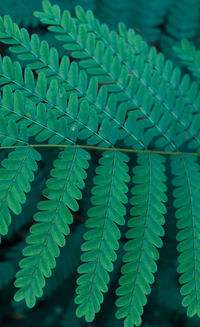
<box><xmin>171</xmin><ymin>154</ymin><xmax>200</xmax><ymax>318</ymax></box>
<box><xmin>0</xmin><ymin>146</ymin><xmax>41</xmax><ymax>236</ymax></box>
<box><xmin>115</xmin><ymin>152</ymin><xmax>167</xmax><ymax>327</ymax></box>
<box><xmin>75</xmin><ymin>150</ymin><xmax>130</xmax><ymax>322</ymax></box>
<box><xmin>14</xmin><ymin>147</ymin><xmax>90</xmax><ymax>308</ymax></box>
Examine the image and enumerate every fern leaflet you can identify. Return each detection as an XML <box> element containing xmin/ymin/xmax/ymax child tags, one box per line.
<box><xmin>14</xmin><ymin>147</ymin><xmax>90</xmax><ymax>308</ymax></box>
<box><xmin>0</xmin><ymin>146</ymin><xmax>41</xmax><ymax>236</ymax></box>
<box><xmin>75</xmin><ymin>150</ymin><xmax>130</xmax><ymax>322</ymax></box>
<box><xmin>115</xmin><ymin>153</ymin><xmax>167</xmax><ymax>327</ymax></box>
<box><xmin>171</xmin><ymin>154</ymin><xmax>200</xmax><ymax>318</ymax></box>
<box><xmin>174</xmin><ymin>39</ymin><xmax>200</xmax><ymax>84</ymax></box>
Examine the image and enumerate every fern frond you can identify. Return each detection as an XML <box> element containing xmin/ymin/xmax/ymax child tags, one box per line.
<box><xmin>0</xmin><ymin>56</ymin><xmax>52</xmax><ymax>104</ymax></box>
<box><xmin>2</xmin><ymin>3</ymin><xmax>200</xmax><ymax>154</ymax></box>
<box><xmin>35</xmin><ymin>1</ymin><xmax>200</xmax><ymax>152</ymax></box>
<box><xmin>0</xmin><ymin>15</ymin><xmax>71</xmax><ymax>79</ymax></box>
<box><xmin>174</xmin><ymin>112</ymin><xmax>200</xmax><ymax>152</ymax></box>
<box><xmin>0</xmin><ymin>54</ymin><xmax>89</xmax><ymax>102</ymax></box>
<box><xmin>0</xmin><ymin>58</ymin><xmax>118</xmax><ymax>147</ymax></box>
<box><xmin>0</xmin><ymin>44</ymin><xmax>146</xmax><ymax>150</ymax></box>
<box><xmin>0</xmin><ymin>146</ymin><xmax>41</xmax><ymax>236</ymax></box>
<box><xmin>70</xmin><ymin>5</ymin><xmax>200</xmax><ymax>133</ymax></box>
<box><xmin>170</xmin><ymin>154</ymin><xmax>200</xmax><ymax>318</ymax></box>
<box><xmin>3</xmin><ymin>73</ymin><xmax>121</xmax><ymax>148</ymax></box>
<box><xmin>2</xmin><ymin>9</ymin><xmax>197</xmax><ymax>153</ymax></box>
<box><xmin>0</xmin><ymin>86</ymin><xmax>78</xmax><ymax>145</ymax></box>
<box><xmin>1</xmin><ymin>85</ymin><xmax>112</xmax><ymax>147</ymax></box>
<box><xmin>14</xmin><ymin>147</ymin><xmax>90</xmax><ymax>308</ymax></box>
<box><xmin>115</xmin><ymin>152</ymin><xmax>167</xmax><ymax>327</ymax></box>
<box><xmin>173</xmin><ymin>39</ymin><xmax>200</xmax><ymax>84</ymax></box>
<box><xmin>75</xmin><ymin>150</ymin><xmax>130</xmax><ymax>322</ymax></box>
<box><xmin>36</xmin><ymin>2</ymin><xmax>172</xmax><ymax>95</ymax></box>
<box><xmin>10</xmin><ymin>224</ymin><xmax>85</xmax><ymax>302</ymax></box>
<box><xmin>1</xmin><ymin>2</ymin><xmax>200</xmax><ymax>326</ymax></box>
<box><xmin>117</xmin><ymin>22</ymin><xmax>200</xmax><ymax>116</ymax></box>
<box><xmin>72</xmin><ymin>6</ymin><xmax>200</xmax><ymax>149</ymax></box>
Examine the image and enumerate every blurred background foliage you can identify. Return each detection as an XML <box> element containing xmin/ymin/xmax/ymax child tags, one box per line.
<box><xmin>0</xmin><ymin>0</ymin><xmax>200</xmax><ymax>326</ymax></box>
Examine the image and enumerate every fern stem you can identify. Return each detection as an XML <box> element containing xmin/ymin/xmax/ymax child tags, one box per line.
<box><xmin>1</xmin><ymin>143</ymin><xmax>200</xmax><ymax>157</ymax></box>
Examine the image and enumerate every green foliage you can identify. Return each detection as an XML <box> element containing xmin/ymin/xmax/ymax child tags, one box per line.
<box><xmin>115</xmin><ymin>153</ymin><xmax>167</xmax><ymax>327</ymax></box>
<box><xmin>75</xmin><ymin>151</ymin><xmax>129</xmax><ymax>321</ymax></box>
<box><xmin>171</xmin><ymin>154</ymin><xmax>200</xmax><ymax>318</ymax></box>
<box><xmin>34</xmin><ymin>2</ymin><xmax>200</xmax><ymax>152</ymax></box>
<box><xmin>14</xmin><ymin>147</ymin><xmax>90</xmax><ymax>307</ymax></box>
<box><xmin>174</xmin><ymin>39</ymin><xmax>200</xmax><ymax>84</ymax></box>
<box><xmin>0</xmin><ymin>147</ymin><xmax>40</xmax><ymax>236</ymax></box>
<box><xmin>0</xmin><ymin>1</ymin><xmax>200</xmax><ymax>327</ymax></box>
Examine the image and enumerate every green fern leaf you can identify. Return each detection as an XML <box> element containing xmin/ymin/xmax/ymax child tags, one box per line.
<box><xmin>0</xmin><ymin>114</ymin><xmax>28</xmax><ymax>146</ymax></box>
<box><xmin>0</xmin><ymin>79</ymin><xmax>118</xmax><ymax>148</ymax></box>
<box><xmin>35</xmin><ymin>1</ymin><xmax>198</xmax><ymax>152</ymax></box>
<box><xmin>14</xmin><ymin>147</ymin><xmax>90</xmax><ymax>308</ymax></box>
<box><xmin>115</xmin><ymin>152</ymin><xmax>167</xmax><ymax>327</ymax></box>
<box><xmin>0</xmin><ymin>2</ymin><xmax>200</xmax><ymax>326</ymax></box>
<box><xmin>0</xmin><ymin>53</ymin><xmax>145</xmax><ymax>150</ymax></box>
<box><xmin>115</xmin><ymin>22</ymin><xmax>200</xmax><ymax>123</ymax></box>
<box><xmin>0</xmin><ymin>146</ymin><xmax>41</xmax><ymax>236</ymax></box>
<box><xmin>2</xmin><ymin>9</ymin><xmax>197</xmax><ymax>152</ymax></box>
<box><xmin>173</xmin><ymin>39</ymin><xmax>200</xmax><ymax>84</ymax></box>
<box><xmin>171</xmin><ymin>154</ymin><xmax>200</xmax><ymax>318</ymax></box>
<box><xmin>0</xmin><ymin>86</ymin><xmax>79</xmax><ymax>146</ymax></box>
<box><xmin>75</xmin><ymin>150</ymin><xmax>130</xmax><ymax>322</ymax></box>
<box><xmin>6</xmin><ymin>166</ymin><xmax>46</xmax><ymax>239</ymax></box>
